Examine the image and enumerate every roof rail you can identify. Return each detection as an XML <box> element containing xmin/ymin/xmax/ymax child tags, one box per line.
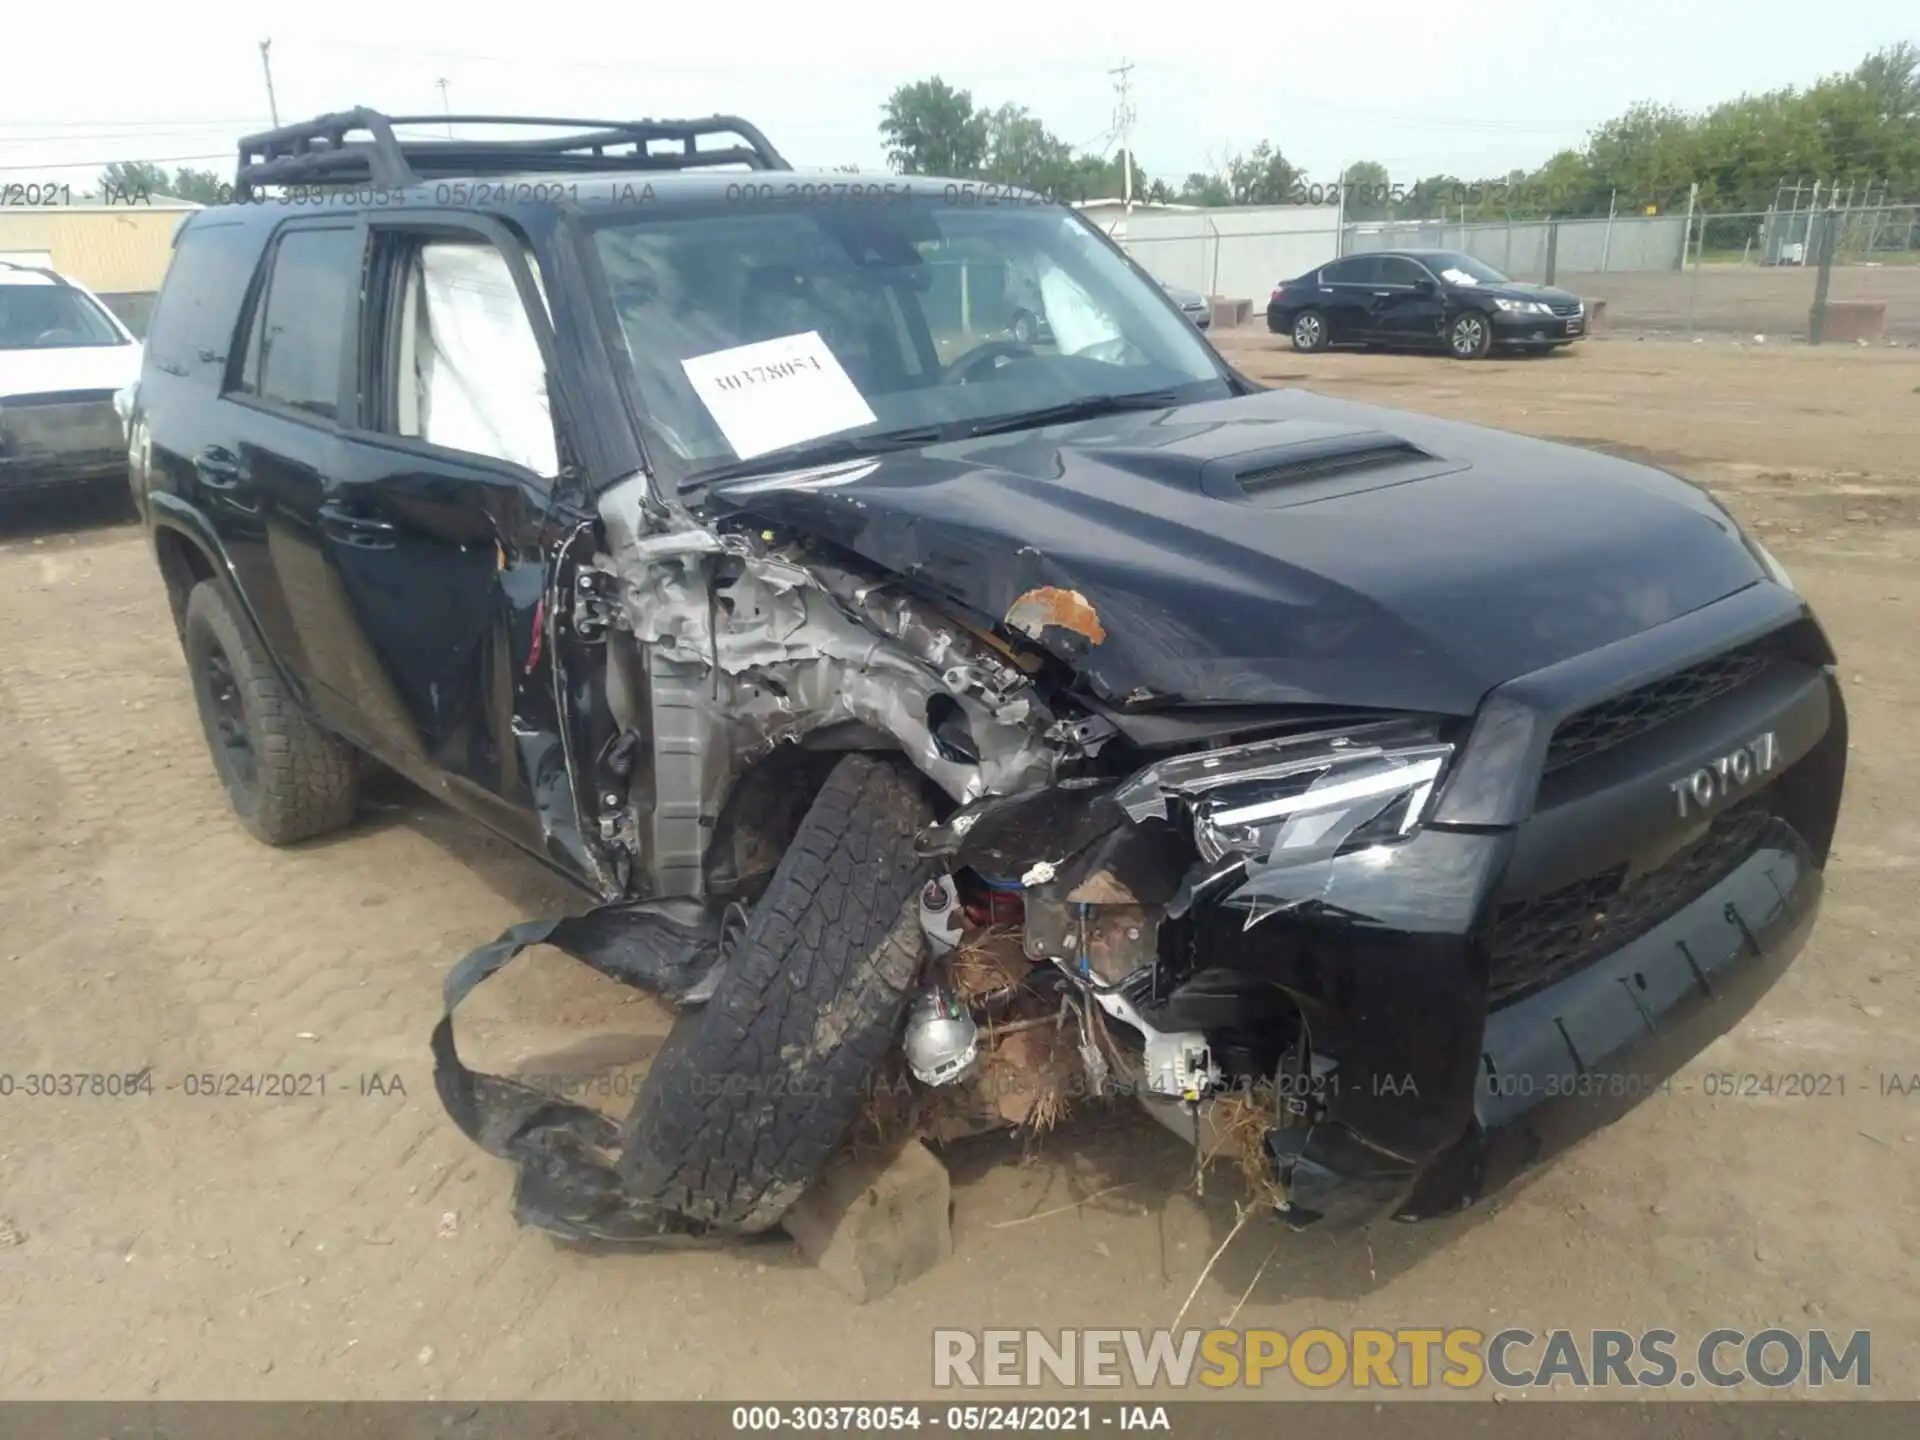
<box><xmin>233</xmin><ymin>108</ymin><xmax>791</xmax><ymax>199</ymax></box>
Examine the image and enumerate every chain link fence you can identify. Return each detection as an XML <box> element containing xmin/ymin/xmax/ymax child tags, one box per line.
<box><xmin>1571</xmin><ymin>204</ymin><xmax>1920</xmax><ymax>345</ymax></box>
<box><xmin>1101</xmin><ymin>200</ymin><xmax>1920</xmax><ymax>347</ymax></box>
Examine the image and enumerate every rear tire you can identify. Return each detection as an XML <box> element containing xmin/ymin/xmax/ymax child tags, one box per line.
<box><xmin>1011</xmin><ymin>308</ymin><xmax>1038</xmax><ymax>345</ymax></box>
<box><xmin>182</xmin><ymin>579</ymin><xmax>359</xmax><ymax>845</ymax></box>
<box><xmin>620</xmin><ymin>753</ymin><xmax>936</xmax><ymax>1233</ymax></box>
<box><xmin>1447</xmin><ymin>309</ymin><xmax>1494</xmax><ymax>359</ymax></box>
<box><xmin>1291</xmin><ymin>309</ymin><xmax>1330</xmax><ymax>352</ymax></box>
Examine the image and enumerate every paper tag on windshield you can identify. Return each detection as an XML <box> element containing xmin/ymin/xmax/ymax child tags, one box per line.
<box><xmin>1441</xmin><ymin>268</ymin><xmax>1478</xmax><ymax>286</ymax></box>
<box><xmin>681</xmin><ymin>331</ymin><xmax>876</xmax><ymax>460</ymax></box>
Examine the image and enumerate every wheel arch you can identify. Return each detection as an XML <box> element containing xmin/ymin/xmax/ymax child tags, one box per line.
<box><xmin>699</xmin><ymin>728</ymin><xmax>922</xmax><ymax>901</ymax></box>
<box><xmin>147</xmin><ymin>500</ymin><xmax>310</xmax><ymax>706</ymax></box>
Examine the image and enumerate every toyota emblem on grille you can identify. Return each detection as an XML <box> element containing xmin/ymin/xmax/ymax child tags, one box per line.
<box><xmin>1671</xmin><ymin>731</ymin><xmax>1777</xmax><ymax>818</ymax></box>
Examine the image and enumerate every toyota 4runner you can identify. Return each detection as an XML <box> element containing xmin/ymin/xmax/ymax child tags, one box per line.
<box><xmin>125</xmin><ymin>109</ymin><xmax>1847</xmax><ymax>1243</ymax></box>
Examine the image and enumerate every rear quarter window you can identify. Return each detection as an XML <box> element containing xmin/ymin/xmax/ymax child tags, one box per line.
<box><xmin>234</xmin><ymin>227</ymin><xmax>363</xmax><ymax>420</ymax></box>
<box><xmin>144</xmin><ymin>218</ymin><xmax>264</xmax><ymax>385</ymax></box>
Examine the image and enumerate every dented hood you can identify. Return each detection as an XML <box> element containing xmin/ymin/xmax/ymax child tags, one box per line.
<box><xmin>707</xmin><ymin>387</ymin><xmax>1763</xmax><ymax>714</ymax></box>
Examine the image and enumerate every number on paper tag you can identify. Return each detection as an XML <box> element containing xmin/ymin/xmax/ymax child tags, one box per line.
<box><xmin>681</xmin><ymin>331</ymin><xmax>877</xmax><ymax>460</ymax></box>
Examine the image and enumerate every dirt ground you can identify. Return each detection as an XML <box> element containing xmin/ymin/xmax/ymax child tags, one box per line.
<box><xmin>2</xmin><ymin>333</ymin><xmax>1917</xmax><ymax>1402</ymax></box>
<box><xmin>1557</xmin><ymin>262</ymin><xmax>1920</xmax><ymax>343</ymax></box>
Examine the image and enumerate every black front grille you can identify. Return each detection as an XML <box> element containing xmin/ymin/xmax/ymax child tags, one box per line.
<box><xmin>1549</xmin><ymin>301</ymin><xmax>1581</xmax><ymax>316</ymax></box>
<box><xmin>1544</xmin><ymin>642</ymin><xmax>1775</xmax><ymax>774</ymax></box>
<box><xmin>1486</xmin><ymin>799</ymin><xmax>1773</xmax><ymax>1002</ymax></box>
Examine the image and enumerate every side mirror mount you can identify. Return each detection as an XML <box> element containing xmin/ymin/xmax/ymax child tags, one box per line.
<box><xmin>1414</xmin><ymin>277</ymin><xmax>1439</xmax><ymax>295</ymax></box>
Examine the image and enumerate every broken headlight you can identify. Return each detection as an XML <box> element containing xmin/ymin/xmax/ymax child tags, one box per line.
<box><xmin>1116</xmin><ymin>721</ymin><xmax>1454</xmax><ymax>867</ymax></box>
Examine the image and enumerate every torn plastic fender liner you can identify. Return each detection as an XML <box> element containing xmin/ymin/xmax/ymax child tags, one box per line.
<box><xmin>429</xmin><ymin>899</ymin><xmax>726</xmax><ymax>1244</ymax></box>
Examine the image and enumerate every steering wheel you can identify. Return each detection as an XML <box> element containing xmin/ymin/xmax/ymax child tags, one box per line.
<box><xmin>940</xmin><ymin>340</ymin><xmax>1035</xmax><ymax>385</ymax></box>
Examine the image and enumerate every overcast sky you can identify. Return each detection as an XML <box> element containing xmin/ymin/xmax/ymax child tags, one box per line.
<box><xmin>3</xmin><ymin>2</ymin><xmax>1913</xmax><ymax>193</ymax></box>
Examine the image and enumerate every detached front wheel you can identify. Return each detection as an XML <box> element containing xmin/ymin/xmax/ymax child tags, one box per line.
<box><xmin>619</xmin><ymin>753</ymin><xmax>936</xmax><ymax>1233</ymax></box>
<box><xmin>1447</xmin><ymin>310</ymin><xmax>1493</xmax><ymax>359</ymax></box>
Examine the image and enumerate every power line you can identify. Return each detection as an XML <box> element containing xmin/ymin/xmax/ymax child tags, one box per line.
<box><xmin>0</xmin><ymin>151</ymin><xmax>229</xmax><ymax>174</ymax></box>
<box><xmin>305</xmin><ymin>35</ymin><xmax>748</xmax><ymax>76</ymax></box>
<box><xmin>0</xmin><ymin>117</ymin><xmax>265</xmax><ymax>132</ymax></box>
<box><xmin>0</xmin><ymin>130</ymin><xmax>255</xmax><ymax>148</ymax></box>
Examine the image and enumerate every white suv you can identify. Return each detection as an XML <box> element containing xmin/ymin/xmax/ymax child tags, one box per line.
<box><xmin>0</xmin><ymin>261</ymin><xmax>143</xmax><ymax>494</ymax></box>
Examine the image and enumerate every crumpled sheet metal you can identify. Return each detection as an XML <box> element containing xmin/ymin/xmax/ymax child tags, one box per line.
<box><xmin>599</xmin><ymin>500</ymin><xmax>1059</xmax><ymax>808</ymax></box>
<box><xmin>430</xmin><ymin>899</ymin><xmax>725</xmax><ymax>1244</ymax></box>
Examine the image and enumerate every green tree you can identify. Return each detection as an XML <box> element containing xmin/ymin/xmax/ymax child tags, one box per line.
<box><xmin>1582</xmin><ymin>101</ymin><xmax>1700</xmax><ymax>212</ymax></box>
<box><xmin>168</xmin><ymin>167</ymin><xmax>229</xmax><ymax>204</ymax></box>
<box><xmin>1526</xmin><ymin>149</ymin><xmax>1603</xmax><ymax>215</ymax></box>
<box><xmin>981</xmin><ymin>103</ymin><xmax>1075</xmax><ymax>189</ymax></box>
<box><xmin>880</xmin><ymin>78</ymin><xmax>989</xmax><ymax>176</ymax></box>
<box><xmin>880</xmin><ymin>81</ymin><xmax>1172</xmax><ymax>203</ymax></box>
<box><xmin>1176</xmin><ymin>171</ymin><xmax>1231</xmax><ymax>206</ymax></box>
<box><xmin>1340</xmin><ymin>160</ymin><xmax>1391</xmax><ymax>219</ymax></box>
<box><xmin>97</xmin><ymin>160</ymin><xmax>169</xmax><ymax>199</ymax></box>
<box><xmin>1853</xmin><ymin>41</ymin><xmax>1920</xmax><ymax>122</ymax></box>
<box><xmin>1563</xmin><ymin>45</ymin><xmax>1920</xmax><ymax>212</ymax></box>
<box><xmin>1067</xmin><ymin>148</ymin><xmax>1157</xmax><ymax>201</ymax></box>
<box><xmin>1224</xmin><ymin>142</ymin><xmax>1301</xmax><ymax>205</ymax></box>
<box><xmin>1404</xmin><ymin>174</ymin><xmax>1467</xmax><ymax>219</ymax></box>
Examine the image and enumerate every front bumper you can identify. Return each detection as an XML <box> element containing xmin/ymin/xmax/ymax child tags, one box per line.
<box><xmin>1402</xmin><ymin>818</ymin><xmax>1819</xmax><ymax>1219</ymax></box>
<box><xmin>1140</xmin><ymin>592</ymin><xmax>1845</xmax><ymax>1228</ymax></box>
<box><xmin>1491</xmin><ymin>309</ymin><xmax>1586</xmax><ymax>344</ymax></box>
<box><xmin>0</xmin><ymin>391</ymin><xmax>127</xmax><ymax>492</ymax></box>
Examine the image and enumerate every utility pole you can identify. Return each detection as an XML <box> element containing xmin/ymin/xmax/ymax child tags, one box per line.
<box><xmin>437</xmin><ymin>78</ymin><xmax>453</xmax><ymax>138</ymax></box>
<box><xmin>1681</xmin><ymin>180</ymin><xmax>1698</xmax><ymax>274</ymax></box>
<box><xmin>1334</xmin><ymin>157</ymin><xmax>1348</xmax><ymax>256</ymax></box>
<box><xmin>1108</xmin><ymin>59</ymin><xmax>1136</xmax><ymax>210</ymax></box>
<box><xmin>259</xmin><ymin>39</ymin><xmax>280</xmax><ymax>127</ymax></box>
<box><xmin>1809</xmin><ymin>202</ymin><xmax>1838</xmax><ymax>344</ymax></box>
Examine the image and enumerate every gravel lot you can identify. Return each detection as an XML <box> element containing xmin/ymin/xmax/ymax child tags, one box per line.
<box><xmin>1</xmin><ymin>333</ymin><xmax>1915</xmax><ymax>1400</ymax></box>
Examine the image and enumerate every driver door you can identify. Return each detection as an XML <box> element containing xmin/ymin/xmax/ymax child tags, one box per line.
<box><xmin>307</xmin><ymin>217</ymin><xmax>581</xmax><ymax>863</ymax></box>
<box><xmin>1366</xmin><ymin>257</ymin><xmax>1449</xmax><ymax>345</ymax></box>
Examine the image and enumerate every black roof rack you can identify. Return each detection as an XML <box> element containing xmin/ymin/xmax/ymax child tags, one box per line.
<box><xmin>233</xmin><ymin>108</ymin><xmax>791</xmax><ymax>199</ymax></box>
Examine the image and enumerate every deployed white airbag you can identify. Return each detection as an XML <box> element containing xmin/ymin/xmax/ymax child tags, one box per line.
<box><xmin>417</xmin><ymin>245</ymin><xmax>558</xmax><ymax>476</ymax></box>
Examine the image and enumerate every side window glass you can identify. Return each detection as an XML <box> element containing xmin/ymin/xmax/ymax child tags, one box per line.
<box><xmin>147</xmin><ymin>220</ymin><xmax>258</xmax><ymax>383</ymax></box>
<box><xmin>1380</xmin><ymin>258</ymin><xmax>1425</xmax><ymax>287</ymax></box>
<box><xmin>384</xmin><ymin>239</ymin><xmax>558</xmax><ymax>477</ymax></box>
<box><xmin>1341</xmin><ymin>256</ymin><xmax>1384</xmax><ymax>285</ymax></box>
<box><xmin>235</xmin><ymin>228</ymin><xmax>361</xmax><ymax>419</ymax></box>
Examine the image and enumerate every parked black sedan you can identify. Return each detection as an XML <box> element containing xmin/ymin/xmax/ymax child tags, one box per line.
<box><xmin>1266</xmin><ymin>250</ymin><xmax>1585</xmax><ymax>358</ymax></box>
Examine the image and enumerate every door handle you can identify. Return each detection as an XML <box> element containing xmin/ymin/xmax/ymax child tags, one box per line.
<box><xmin>319</xmin><ymin>499</ymin><xmax>398</xmax><ymax>549</ymax></box>
<box><xmin>194</xmin><ymin>446</ymin><xmax>245</xmax><ymax>489</ymax></box>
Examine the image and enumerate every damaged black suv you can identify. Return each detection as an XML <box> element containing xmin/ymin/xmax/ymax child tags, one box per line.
<box><xmin>127</xmin><ymin>109</ymin><xmax>1847</xmax><ymax>1243</ymax></box>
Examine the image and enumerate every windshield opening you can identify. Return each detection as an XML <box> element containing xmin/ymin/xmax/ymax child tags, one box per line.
<box><xmin>586</xmin><ymin>200</ymin><xmax>1230</xmax><ymax>485</ymax></box>
<box><xmin>0</xmin><ymin>283</ymin><xmax>126</xmax><ymax>351</ymax></box>
<box><xmin>1421</xmin><ymin>253</ymin><xmax>1511</xmax><ymax>286</ymax></box>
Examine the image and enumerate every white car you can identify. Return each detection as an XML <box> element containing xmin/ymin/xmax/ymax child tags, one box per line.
<box><xmin>0</xmin><ymin>261</ymin><xmax>143</xmax><ymax>494</ymax></box>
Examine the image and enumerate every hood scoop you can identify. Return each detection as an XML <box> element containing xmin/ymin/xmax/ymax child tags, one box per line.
<box><xmin>1198</xmin><ymin>427</ymin><xmax>1462</xmax><ymax>507</ymax></box>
